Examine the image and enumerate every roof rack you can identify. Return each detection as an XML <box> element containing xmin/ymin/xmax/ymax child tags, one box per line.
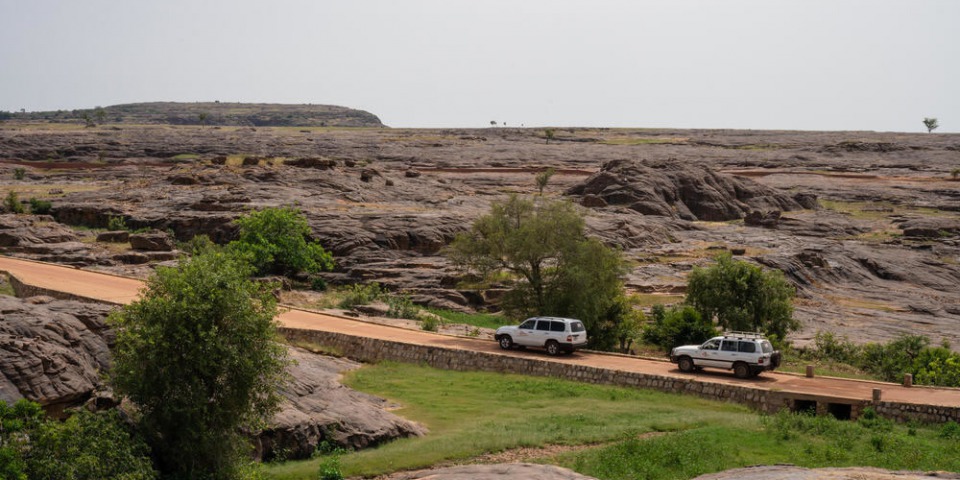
<box><xmin>722</xmin><ymin>331</ymin><xmax>765</xmax><ymax>339</ymax></box>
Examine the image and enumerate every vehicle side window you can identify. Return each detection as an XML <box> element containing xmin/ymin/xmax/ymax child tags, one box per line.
<box><xmin>550</xmin><ymin>321</ymin><xmax>565</xmax><ymax>332</ymax></box>
<box><xmin>739</xmin><ymin>341</ymin><xmax>756</xmax><ymax>353</ymax></box>
<box><xmin>571</xmin><ymin>322</ymin><xmax>585</xmax><ymax>332</ymax></box>
<box><xmin>701</xmin><ymin>339</ymin><xmax>720</xmax><ymax>350</ymax></box>
<box><xmin>721</xmin><ymin>341</ymin><xmax>738</xmax><ymax>352</ymax></box>
<box><xmin>761</xmin><ymin>341</ymin><xmax>774</xmax><ymax>354</ymax></box>
<box><xmin>519</xmin><ymin>320</ymin><xmax>536</xmax><ymax>330</ymax></box>
<box><xmin>536</xmin><ymin>321</ymin><xmax>551</xmax><ymax>331</ymax></box>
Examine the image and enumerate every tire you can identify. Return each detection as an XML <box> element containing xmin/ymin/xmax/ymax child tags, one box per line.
<box><xmin>733</xmin><ymin>362</ymin><xmax>751</xmax><ymax>379</ymax></box>
<box><xmin>546</xmin><ymin>340</ymin><xmax>561</xmax><ymax>356</ymax></box>
<box><xmin>678</xmin><ymin>356</ymin><xmax>695</xmax><ymax>373</ymax></box>
<box><xmin>498</xmin><ymin>336</ymin><xmax>513</xmax><ymax>350</ymax></box>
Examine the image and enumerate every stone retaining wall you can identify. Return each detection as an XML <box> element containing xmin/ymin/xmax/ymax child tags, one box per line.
<box><xmin>280</xmin><ymin>327</ymin><xmax>960</xmax><ymax>424</ymax></box>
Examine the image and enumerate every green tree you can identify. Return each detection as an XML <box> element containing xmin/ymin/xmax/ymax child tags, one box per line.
<box><xmin>0</xmin><ymin>399</ymin><xmax>43</xmax><ymax>480</ymax></box>
<box><xmin>229</xmin><ymin>206</ymin><xmax>333</xmax><ymax>276</ymax></box>
<box><xmin>448</xmin><ymin>195</ymin><xmax>634</xmax><ymax>350</ymax></box>
<box><xmin>110</xmin><ymin>250</ymin><xmax>289</xmax><ymax>479</ymax></box>
<box><xmin>4</xmin><ymin>190</ymin><xmax>24</xmax><ymax>214</ymax></box>
<box><xmin>534</xmin><ymin>167</ymin><xmax>555</xmax><ymax>196</ymax></box>
<box><xmin>685</xmin><ymin>253</ymin><xmax>797</xmax><ymax>338</ymax></box>
<box><xmin>923</xmin><ymin>117</ymin><xmax>939</xmax><ymax>133</ymax></box>
<box><xmin>642</xmin><ymin>304</ymin><xmax>719</xmax><ymax>353</ymax></box>
<box><xmin>543</xmin><ymin>128</ymin><xmax>555</xmax><ymax>144</ymax></box>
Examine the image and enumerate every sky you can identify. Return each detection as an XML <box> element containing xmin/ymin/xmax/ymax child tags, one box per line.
<box><xmin>1</xmin><ymin>0</ymin><xmax>958</xmax><ymax>132</ymax></box>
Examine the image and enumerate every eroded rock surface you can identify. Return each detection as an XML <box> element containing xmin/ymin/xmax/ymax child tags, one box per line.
<box><xmin>694</xmin><ymin>465</ymin><xmax>960</xmax><ymax>480</ymax></box>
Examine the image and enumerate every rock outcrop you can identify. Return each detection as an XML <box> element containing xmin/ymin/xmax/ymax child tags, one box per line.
<box><xmin>380</xmin><ymin>463</ymin><xmax>597</xmax><ymax>480</ymax></box>
<box><xmin>566</xmin><ymin>159</ymin><xmax>810</xmax><ymax>221</ymax></box>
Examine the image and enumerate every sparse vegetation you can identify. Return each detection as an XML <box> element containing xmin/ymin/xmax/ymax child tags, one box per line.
<box><xmin>951</xmin><ymin>168</ymin><xmax>959</xmax><ymax>180</ymax></box>
<box><xmin>107</xmin><ymin>215</ymin><xmax>129</xmax><ymax>231</ymax></box>
<box><xmin>425</xmin><ymin>308</ymin><xmax>510</xmax><ymax>329</ymax></box>
<box><xmin>642</xmin><ymin>304</ymin><xmax>719</xmax><ymax>354</ymax></box>
<box><xmin>386</xmin><ymin>293</ymin><xmax>420</xmax><ymax>320</ymax></box>
<box><xmin>534</xmin><ymin>167</ymin><xmax>555</xmax><ymax>195</ymax></box>
<box><xmin>337</xmin><ymin>282</ymin><xmax>385</xmax><ymax>309</ymax></box>
<box><xmin>13</xmin><ymin>167</ymin><xmax>25</xmax><ymax>180</ymax></box>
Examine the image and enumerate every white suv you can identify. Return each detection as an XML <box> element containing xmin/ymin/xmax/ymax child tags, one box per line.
<box><xmin>494</xmin><ymin>317</ymin><xmax>588</xmax><ymax>356</ymax></box>
<box><xmin>670</xmin><ymin>332</ymin><xmax>781</xmax><ymax>378</ymax></box>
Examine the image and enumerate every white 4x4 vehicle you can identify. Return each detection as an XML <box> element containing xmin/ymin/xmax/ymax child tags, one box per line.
<box><xmin>494</xmin><ymin>317</ymin><xmax>588</xmax><ymax>356</ymax></box>
<box><xmin>670</xmin><ymin>332</ymin><xmax>781</xmax><ymax>378</ymax></box>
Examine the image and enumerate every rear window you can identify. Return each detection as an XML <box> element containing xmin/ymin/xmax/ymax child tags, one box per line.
<box><xmin>738</xmin><ymin>341</ymin><xmax>756</xmax><ymax>353</ymax></box>
<box><xmin>570</xmin><ymin>321</ymin><xmax>585</xmax><ymax>333</ymax></box>
<box><xmin>550</xmin><ymin>321</ymin><xmax>565</xmax><ymax>332</ymax></box>
<box><xmin>535</xmin><ymin>321</ymin><xmax>551</xmax><ymax>331</ymax></box>
<box><xmin>761</xmin><ymin>341</ymin><xmax>774</xmax><ymax>354</ymax></box>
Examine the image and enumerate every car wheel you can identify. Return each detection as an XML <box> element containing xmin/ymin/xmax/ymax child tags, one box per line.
<box><xmin>734</xmin><ymin>362</ymin><xmax>750</xmax><ymax>379</ymax></box>
<box><xmin>498</xmin><ymin>336</ymin><xmax>513</xmax><ymax>350</ymax></box>
<box><xmin>678</xmin><ymin>356</ymin><xmax>695</xmax><ymax>373</ymax></box>
<box><xmin>546</xmin><ymin>340</ymin><xmax>561</xmax><ymax>356</ymax></box>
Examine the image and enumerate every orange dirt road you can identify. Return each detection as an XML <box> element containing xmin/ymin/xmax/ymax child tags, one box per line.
<box><xmin>2</xmin><ymin>255</ymin><xmax>958</xmax><ymax>408</ymax></box>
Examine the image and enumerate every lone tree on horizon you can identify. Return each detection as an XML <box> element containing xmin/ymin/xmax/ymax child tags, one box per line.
<box><xmin>923</xmin><ymin>117</ymin><xmax>939</xmax><ymax>133</ymax></box>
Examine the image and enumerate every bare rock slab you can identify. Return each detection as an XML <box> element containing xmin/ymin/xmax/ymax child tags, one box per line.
<box><xmin>383</xmin><ymin>463</ymin><xmax>597</xmax><ymax>480</ymax></box>
<box><xmin>694</xmin><ymin>465</ymin><xmax>960</xmax><ymax>480</ymax></box>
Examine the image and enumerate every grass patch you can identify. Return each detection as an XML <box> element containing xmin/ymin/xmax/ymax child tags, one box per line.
<box><xmin>424</xmin><ymin>308</ymin><xmax>511</xmax><ymax>329</ymax></box>
<box><xmin>0</xmin><ymin>274</ymin><xmax>15</xmax><ymax>296</ymax></box>
<box><xmin>170</xmin><ymin>153</ymin><xmax>200</xmax><ymax>161</ymax></box>
<box><xmin>628</xmin><ymin>293</ymin><xmax>684</xmax><ymax>308</ymax></box>
<box><xmin>264</xmin><ymin>362</ymin><xmax>753</xmax><ymax>479</ymax></box>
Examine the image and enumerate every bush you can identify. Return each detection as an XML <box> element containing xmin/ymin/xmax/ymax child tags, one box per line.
<box><xmin>338</xmin><ymin>283</ymin><xmax>384</xmax><ymax>309</ymax></box>
<box><xmin>387</xmin><ymin>294</ymin><xmax>419</xmax><ymax>320</ymax></box>
<box><xmin>229</xmin><ymin>206</ymin><xmax>334</xmax><ymax>276</ymax></box>
<box><xmin>13</xmin><ymin>168</ymin><xmax>25</xmax><ymax>180</ymax></box>
<box><xmin>28</xmin><ymin>197</ymin><xmax>52</xmax><ymax>215</ymax></box>
<box><xmin>642</xmin><ymin>304</ymin><xmax>718</xmax><ymax>354</ymax></box>
<box><xmin>3</xmin><ymin>191</ymin><xmax>24</xmax><ymax>214</ymax></box>
<box><xmin>310</xmin><ymin>276</ymin><xmax>328</xmax><ymax>292</ymax></box>
<box><xmin>107</xmin><ymin>215</ymin><xmax>128</xmax><ymax>231</ymax></box>
<box><xmin>420</xmin><ymin>315</ymin><xmax>442</xmax><ymax>332</ymax></box>
<box><xmin>317</xmin><ymin>454</ymin><xmax>344</xmax><ymax>480</ymax></box>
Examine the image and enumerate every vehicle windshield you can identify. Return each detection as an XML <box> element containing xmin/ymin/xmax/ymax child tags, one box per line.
<box><xmin>570</xmin><ymin>321</ymin><xmax>585</xmax><ymax>333</ymax></box>
<box><xmin>760</xmin><ymin>340</ymin><xmax>774</xmax><ymax>353</ymax></box>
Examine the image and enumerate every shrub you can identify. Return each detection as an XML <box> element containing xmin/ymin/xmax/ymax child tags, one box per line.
<box><xmin>317</xmin><ymin>454</ymin><xmax>344</xmax><ymax>480</ymax></box>
<box><xmin>939</xmin><ymin>421</ymin><xmax>960</xmax><ymax>439</ymax></box>
<box><xmin>13</xmin><ymin>168</ymin><xmax>25</xmax><ymax>180</ymax></box>
<box><xmin>951</xmin><ymin>168</ymin><xmax>960</xmax><ymax>180</ymax></box>
<box><xmin>28</xmin><ymin>198</ymin><xmax>52</xmax><ymax>215</ymax></box>
<box><xmin>311</xmin><ymin>276</ymin><xmax>328</xmax><ymax>292</ymax></box>
<box><xmin>338</xmin><ymin>283</ymin><xmax>384</xmax><ymax>309</ymax></box>
<box><xmin>3</xmin><ymin>191</ymin><xmax>24</xmax><ymax>214</ymax></box>
<box><xmin>387</xmin><ymin>294</ymin><xmax>419</xmax><ymax>320</ymax></box>
<box><xmin>420</xmin><ymin>315</ymin><xmax>441</xmax><ymax>332</ymax></box>
<box><xmin>107</xmin><ymin>215</ymin><xmax>128</xmax><ymax>231</ymax></box>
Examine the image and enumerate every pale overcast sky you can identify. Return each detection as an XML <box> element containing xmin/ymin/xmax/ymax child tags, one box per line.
<box><xmin>1</xmin><ymin>0</ymin><xmax>957</xmax><ymax>132</ymax></box>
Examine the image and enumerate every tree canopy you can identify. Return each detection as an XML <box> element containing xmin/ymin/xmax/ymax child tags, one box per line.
<box><xmin>923</xmin><ymin>117</ymin><xmax>939</xmax><ymax>133</ymax></box>
<box><xmin>685</xmin><ymin>252</ymin><xmax>797</xmax><ymax>338</ymax></box>
<box><xmin>229</xmin><ymin>206</ymin><xmax>333</xmax><ymax>276</ymax></box>
<box><xmin>110</xmin><ymin>249</ymin><xmax>289</xmax><ymax>479</ymax></box>
<box><xmin>448</xmin><ymin>195</ymin><xmax>636</xmax><ymax>350</ymax></box>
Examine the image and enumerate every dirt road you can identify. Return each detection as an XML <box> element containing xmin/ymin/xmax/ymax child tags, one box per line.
<box><xmin>2</xmin><ymin>255</ymin><xmax>958</xmax><ymax>408</ymax></box>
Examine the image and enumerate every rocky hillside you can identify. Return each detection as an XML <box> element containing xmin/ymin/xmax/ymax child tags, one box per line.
<box><xmin>6</xmin><ymin>102</ymin><xmax>384</xmax><ymax>127</ymax></box>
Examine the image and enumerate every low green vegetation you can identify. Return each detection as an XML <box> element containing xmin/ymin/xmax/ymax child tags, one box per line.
<box><xmin>229</xmin><ymin>206</ymin><xmax>334</xmax><ymax>276</ymax></box>
<box><xmin>642</xmin><ymin>304</ymin><xmax>718</xmax><ymax>354</ymax></box>
<box><xmin>791</xmin><ymin>331</ymin><xmax>960</xmax><ymax>387</ymax></box>
<box><xmin>4</xmin><ymin>190</ymin><xmax>24</xmax><ymax>213</ymax></box>
<box><xmin>28</xmin><ymin>197</ymin><xmax>52</xmax><ymax>214</ymax></box>
<box><xmin>0</xmin><ymin>399</ymin><xmax>157</xmax><ymax>480</ymax></box>
<box><xmin>265</xmin><ymin>362</ymin><xmax>960</xmax><ymax>480</ymax></box>
<box><xmin>13</xmin><ymin>167</ymin><xmax>26</xmax><ymax>180</ymax></box>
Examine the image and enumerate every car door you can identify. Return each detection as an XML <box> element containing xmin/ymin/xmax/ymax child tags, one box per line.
<box><xmin>514</xmin><ymin>319</ymin><xmax>538</xmax><ymax>346</ymax></box>
<box><xmin>533</xmin><ymin>319</ymin><xmax>553</xmax><ymax>346</ymax></box>
<box><xmin>697</xmin><ymin>339</ymin><xmax>723</xmax><ymax>367</ymax></box>
<box><xmin>717</xmin><ymin>340</ymin><xmax>740</xmax><ymax>368</ymax></box>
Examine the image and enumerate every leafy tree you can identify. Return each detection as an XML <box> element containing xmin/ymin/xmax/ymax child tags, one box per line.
<box><xmin>685</xmin><ymin>252</ymin><xmax>797</xmax><ymax>338</ymax></box>
<box><xmin>4</xmin><ymin>190</ymin><xmax>24</xmax><ymax>214</ymax></box>
<box><xmin>534</xmin><ymin>167</ymin><xmax>555</xmax><ymax>196</ymax></box>
<box><xmin>448</xmin><ymin>195</ymin><xmax>635</xmax><ymax>350</ymax></box>
<box><xmin>229</xmin><ymin>206</ymin><xmax>333</xmax><ymax>276</ymax></box>
<box><xmin>923</xmin><ymin>117</ymin><xmax>939</xmax><ymax>133</ymax></box>
<box><xmin>110</xmin><ymin>250</ymin><xmax>289</xmax><ymax>479</ymax></box>
<box><xmin>643</xmin><ymin>304</ymin><xmax>718</xmax><ymax>353</ymax></box>
<box><xmin>0</xmin><ymin>399</ymin><xmax>43</xmax><ymax>480</ymax></box>
<box><xmin>543</xmin><ymin>128</ymin><xmax>555</xmax><ymax>144</ymax></box>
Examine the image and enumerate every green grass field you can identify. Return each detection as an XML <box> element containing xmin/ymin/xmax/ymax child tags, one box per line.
<box><xmin>264</xmin><ymin>362</ymin><xmax>960</xmax><ymax>480</ymax></box>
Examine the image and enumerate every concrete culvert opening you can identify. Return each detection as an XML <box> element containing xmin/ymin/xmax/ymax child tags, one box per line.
<box><xmin>792</xmin><ymin>399</ymin><xmax>817</xmax><ymax>414</ymax></box>
<box><xmin>827</xmin><ymin>403</ymin><xmax>852</xmax><ymax>420</ymax></box>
